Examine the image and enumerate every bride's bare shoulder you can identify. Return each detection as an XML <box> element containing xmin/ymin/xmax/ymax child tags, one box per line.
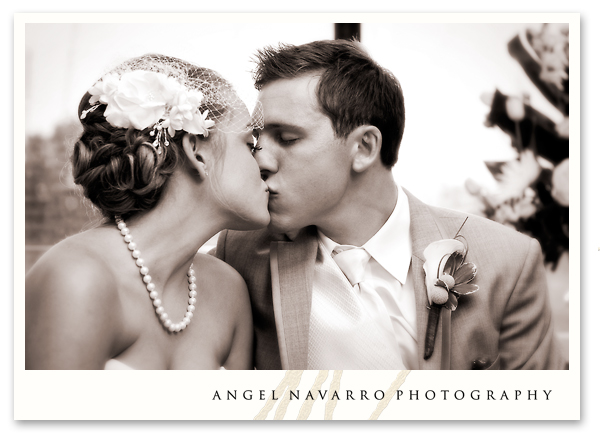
<box><xmin>26</xmin><ymin>228</ymin><xmax>121</xmax><ymax>302</ymax></box>
<box><xmin>25</xmin><ymin>229</ymin><xmax>127</xmax><ymax>369</ymax></box>
<box><xmin>192</xmin><ymin>252</ymin><xmax>247</xmax><ymax>291</ymax></box>
<box><xmin>192</xmin><ymin>252</ymin><xmax>251</xmax><ymax>314</ymax></box>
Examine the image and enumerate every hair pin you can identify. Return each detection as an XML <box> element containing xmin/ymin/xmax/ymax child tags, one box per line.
<box><xmin>80</xmin><ymin>104</ymin><xmax>100</xmax><ymax>120</ymax></box>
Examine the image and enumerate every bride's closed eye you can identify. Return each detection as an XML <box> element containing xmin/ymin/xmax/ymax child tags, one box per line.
<box><xmin>247</xmin><ymin>129</ymin><xmax>262</xmax><ymax>155</ymax></box>
<box><xmin>247</xmin><ymin>142</ymin><xmax>262</xmax><ymax>155</ymax></box>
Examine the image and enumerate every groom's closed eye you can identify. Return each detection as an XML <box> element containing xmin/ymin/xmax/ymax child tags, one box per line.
<box><xmin>277</xmin><ymin>132</ymin><xmax>300</xmax><ymax>145</ymax></box>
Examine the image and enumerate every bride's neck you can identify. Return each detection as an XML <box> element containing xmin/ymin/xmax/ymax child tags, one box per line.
<box><xmin>120</xmin><ymin>173</ymin><xmax>222</xmax><ymax>286</ymax></box>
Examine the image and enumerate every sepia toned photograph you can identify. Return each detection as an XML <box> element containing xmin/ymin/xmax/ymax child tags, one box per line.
<box><xmin>14</xmin><ymin>13</ymin><xmax>579</xmax><ymax>421</ymax></box>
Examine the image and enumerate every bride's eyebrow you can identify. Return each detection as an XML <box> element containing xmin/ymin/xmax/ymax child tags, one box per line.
<box><xmin>244</xmin><ymin>122</ymin><xmax>262</xmax><ymax>134</ymax></box>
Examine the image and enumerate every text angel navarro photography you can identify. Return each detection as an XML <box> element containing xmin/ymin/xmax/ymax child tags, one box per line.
<box><xmin>212</xmin><ymin>388</ymin><xmax>554</xmax><ymax>402</ymax></box>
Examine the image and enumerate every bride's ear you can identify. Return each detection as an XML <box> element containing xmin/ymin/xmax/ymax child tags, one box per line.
<box><xmin>182</xmin><ymin>133</ymin><xmax>208</xmax><ymax>181</ymax></box>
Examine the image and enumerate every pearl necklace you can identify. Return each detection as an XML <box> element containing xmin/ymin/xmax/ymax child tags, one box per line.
<box><xmin>115</xmin><ymin>216</ymin><xmax>197</xmax><ymax>333</ymax></box>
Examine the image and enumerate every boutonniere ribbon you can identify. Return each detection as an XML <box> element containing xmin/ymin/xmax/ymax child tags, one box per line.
<box><xmin>422</xmin><ymin>218</ymin><xmax>479</xmax><ymax>369</ymax></box>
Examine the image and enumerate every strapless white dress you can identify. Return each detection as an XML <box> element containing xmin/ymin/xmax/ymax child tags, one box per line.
<box><xmin>104</xmin><ymin>359</ymin><xmax>226</xmax><ymax>370</ymax></box>
<box><xmin>104</xmin><ymin>359</ymin><xmax>135</xmax><ymax>370</ymax></box>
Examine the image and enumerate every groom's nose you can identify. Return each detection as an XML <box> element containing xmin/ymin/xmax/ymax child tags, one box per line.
<box><xmin>254</xmin><ymin>140</ymin><xmax>278</xmax><ymax>181</ymax></box>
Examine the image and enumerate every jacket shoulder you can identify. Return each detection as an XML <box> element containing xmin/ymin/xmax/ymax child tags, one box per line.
<box><xmin>431</xmin><ymin>205</ymin><xmax>535</xmax><ymax>248</ymax></box>
<box><xmin>216</xmin><ymin>228</ymin><xmax>274</xmax><ymax>261</ymax></box>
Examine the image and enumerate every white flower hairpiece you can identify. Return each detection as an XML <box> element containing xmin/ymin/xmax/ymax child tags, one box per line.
<box><xmin>82</xmin><ymin>70</ymin><xmax>215</xmax><ymax>154</ymax></box>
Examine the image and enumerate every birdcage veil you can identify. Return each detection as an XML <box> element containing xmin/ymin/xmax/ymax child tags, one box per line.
<box><xmin>80</xmin><ymin>54</ymin><xmax>263</xmax><ymax>154</ymax></box>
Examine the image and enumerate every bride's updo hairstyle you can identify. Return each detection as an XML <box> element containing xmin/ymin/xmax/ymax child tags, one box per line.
<box><xmin>72</xmin><ymin>54</ymin><xmax>255</xmax><ymax>220</ymax></box>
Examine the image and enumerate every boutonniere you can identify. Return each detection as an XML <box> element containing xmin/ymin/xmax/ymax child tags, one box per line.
<box><xmin>422</xmin><ymin>218</ymin><xmax>479</xmax><ymax>361</ymax></box>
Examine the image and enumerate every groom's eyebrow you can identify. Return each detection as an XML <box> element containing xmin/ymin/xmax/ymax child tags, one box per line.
<box><xmin>263</xmin><ymin>122</ymin><xmax>304</xmax><ymax>131</ymax></box>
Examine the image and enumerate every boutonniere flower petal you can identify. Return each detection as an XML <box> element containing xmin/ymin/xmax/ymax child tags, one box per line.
<box><xmin>423</xmin><ymin>239</ymin><xmax>465</xmax><ymax>305</ymax></box>
<box><xmin>422</xmin><ymin>218</ymin><xmax>479</xmax><ymax>360</ymax></box>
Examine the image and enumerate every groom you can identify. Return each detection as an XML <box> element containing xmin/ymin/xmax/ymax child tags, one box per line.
<box><xmin>215</xmin><ymin>39</ymin><xmax>565</xmax><ymax>370</ymax></box>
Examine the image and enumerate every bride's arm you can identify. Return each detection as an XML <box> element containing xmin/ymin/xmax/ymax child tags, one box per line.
<box><xmin>25</xmin><ymin>250</ymin><xmax>120</xmax><ymax>370</ymax></box>
<box><xmin>221</xmin><ymin>273</ymin><xmax>254</xmax><ymax>370</ymax></box>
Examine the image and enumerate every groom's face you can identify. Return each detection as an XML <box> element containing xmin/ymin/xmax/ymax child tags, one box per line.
<box><xmin>255</xmin><ymin>75</ymin><xmax>352</xmax><ymax>233</ymax></box>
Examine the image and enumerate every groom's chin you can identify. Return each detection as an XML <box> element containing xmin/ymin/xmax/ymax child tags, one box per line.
<box><xmin>267</xmin><ymin>219</ymin><xmax>294</xmax><ymax>235</ymax></box>
<box><xmin>265</xmin><ymin>211</ymin><xmax>309</xmax><ymax>237</ymax></box>
<box><xmin>267</xmin><ymin>226</ymin><xmax>303</xmax><ymax>242</ymax></box>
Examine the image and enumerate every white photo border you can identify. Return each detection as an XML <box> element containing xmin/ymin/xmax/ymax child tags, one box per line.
<box><xmin>14</xmin><ymin>12</ymin><xmax>580</xmax><ymax>421</ymax></box>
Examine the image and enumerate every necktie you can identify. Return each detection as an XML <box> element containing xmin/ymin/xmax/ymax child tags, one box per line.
<box><xmin>331</xmin><ymin>246</ymin><xmax>370</xmax><ymax>286</ymax></box>
<box><xmin>332</xmin><ymin>245</ymin><xmax>400</xmax><ymax>337</ymax></box>
<box><xmin>306</xmin><ymin>243</ymin><xmax>406</xmax><ymax>370</ymax></box>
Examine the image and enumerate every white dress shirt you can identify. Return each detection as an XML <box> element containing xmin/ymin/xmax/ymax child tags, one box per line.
<box><xmin>316</xmin><ymin>187</ymin><xmax>418</xmax><ymax>369</ymax></box>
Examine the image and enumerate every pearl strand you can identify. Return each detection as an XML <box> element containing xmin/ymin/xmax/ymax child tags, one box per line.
<box><xmin>115</xmin><ymin>216</ymin><xmax>197</xmax><ymax>333</ymax></box>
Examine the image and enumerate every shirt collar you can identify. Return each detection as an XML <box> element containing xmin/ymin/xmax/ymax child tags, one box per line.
<box><xmin>318</xmin><ymin>187</ymin><xmax>412</xmax><ymax>284</ymax></box>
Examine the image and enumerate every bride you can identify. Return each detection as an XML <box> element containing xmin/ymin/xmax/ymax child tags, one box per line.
<box><xmin>25</xmin><ymin>54</ymin><xmax>270</xmax><ymax>370</ymax></box>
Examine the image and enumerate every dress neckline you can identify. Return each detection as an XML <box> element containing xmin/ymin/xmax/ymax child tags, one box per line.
<box><xmin>104</xmin><ymin>358</ymin><xmax>135</xmax><ymax>370</ymax></box>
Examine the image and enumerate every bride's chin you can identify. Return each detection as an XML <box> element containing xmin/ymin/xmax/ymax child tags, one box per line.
<box><xmin>249</xmin><ymin>210</ymin><xmax>271</xmax><ymax>230</ymax></box>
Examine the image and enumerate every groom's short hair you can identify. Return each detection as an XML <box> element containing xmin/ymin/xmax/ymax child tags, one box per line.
<box><xmin>253</xmin><ymin>39</ymin><xmax>405</xmax><ymax>168</ymax></box>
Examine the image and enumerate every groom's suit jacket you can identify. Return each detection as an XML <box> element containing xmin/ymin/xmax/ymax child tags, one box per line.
<box><xmin>215</xmin><ymin>190</ymin><xmax>566</xmax><ymax>370</ymax></box>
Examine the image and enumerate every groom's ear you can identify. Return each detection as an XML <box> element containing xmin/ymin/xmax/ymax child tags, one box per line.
<box><xmin>347</xmin><ymin>125</ymin><xmax>382</xmax><ymax>173</ymax></box>
<box><xmin>182</xmin><ymin>133</ymin><xmax>208</xmax><ymax>181</ymax></box>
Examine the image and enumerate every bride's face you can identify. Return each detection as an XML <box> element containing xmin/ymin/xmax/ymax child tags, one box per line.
<box><xmin>210</xmin><ymin>106</ymin><xmax>270</xmax><ymax>230</ymax></box>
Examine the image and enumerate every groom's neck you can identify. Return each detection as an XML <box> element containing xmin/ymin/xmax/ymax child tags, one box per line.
<box><xmin>316</xmin><ymin>173</ymin><xmax>398</xmax><ymax>247</ymax></box>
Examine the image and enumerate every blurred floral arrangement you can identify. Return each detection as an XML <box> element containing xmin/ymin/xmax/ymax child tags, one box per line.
<box><xmin>467</xmin><ymin>24</ymin><xmax>569</xmax><ymax>267</ymax></box>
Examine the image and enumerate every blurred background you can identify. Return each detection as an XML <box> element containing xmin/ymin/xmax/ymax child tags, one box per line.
<box><xmin>23</xmin><ymin>20</ymin><xmax>569</xmax><ymax>360</ymax></box>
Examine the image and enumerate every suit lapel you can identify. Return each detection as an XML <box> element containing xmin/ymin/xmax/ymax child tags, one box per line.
<box><xmin>270</xmin><ymin>192</ymin><xmax>459</xmax><ymax>370</ymax></box>
<box><xmin>270</xmin><ymin>227</ymin><xmax>318</xmax><ymax>369</ymax></box>
<box><xmin>405</xmin><ymin>189</ymin><xmax>446</xmax><ymax>370</ymax></box>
